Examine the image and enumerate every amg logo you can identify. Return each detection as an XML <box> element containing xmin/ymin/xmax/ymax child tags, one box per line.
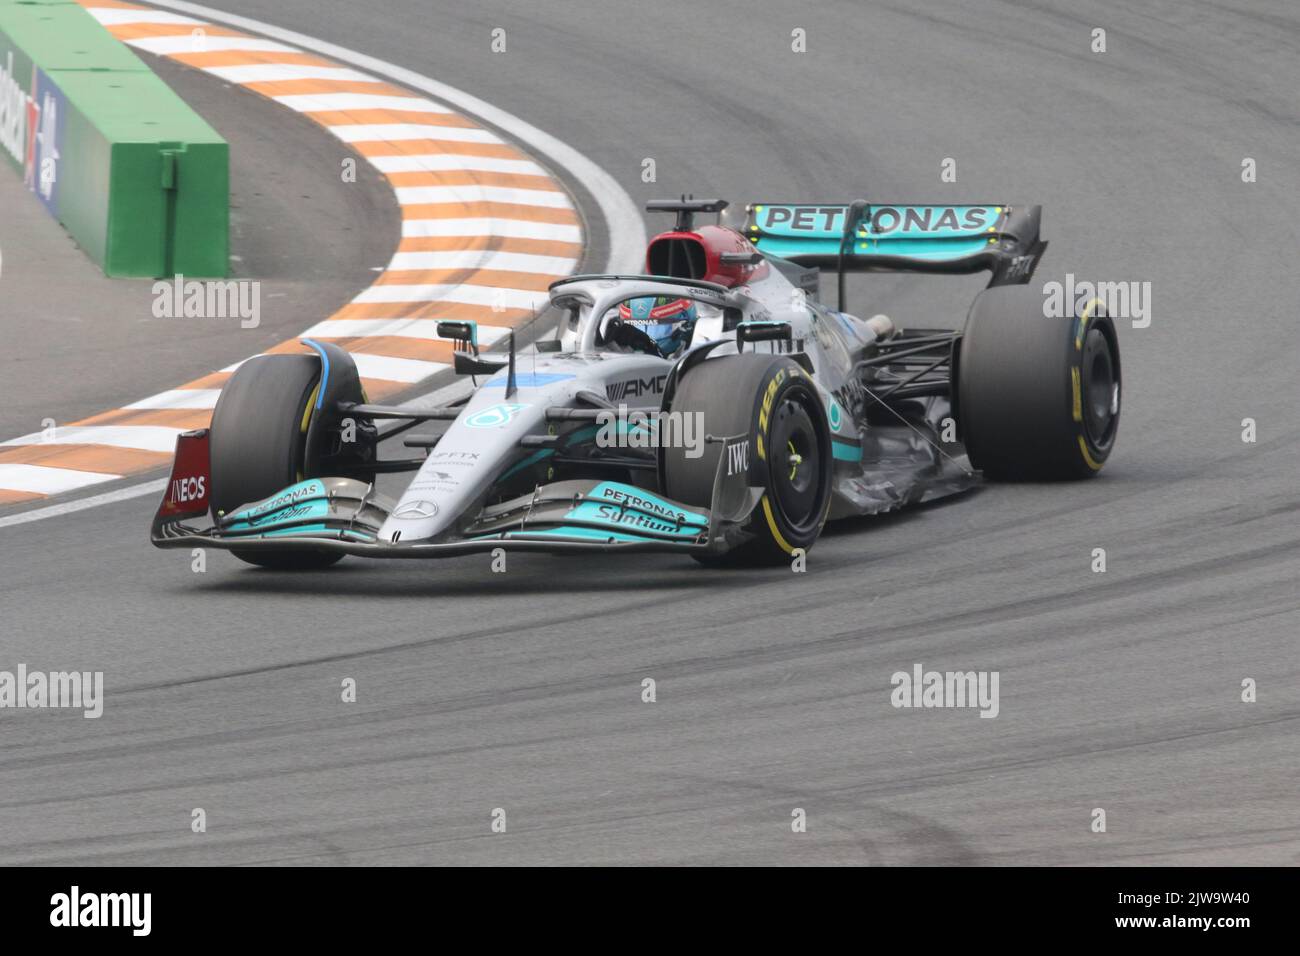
<box><xmin>726</xmin><ymin>440</ymin><xmax>749</xmax><ymax>476</ymax></box>
<box><xmin>606</xmin><ymin>374</ymin><xmax>666</xmax><ymax>400</ymax></box>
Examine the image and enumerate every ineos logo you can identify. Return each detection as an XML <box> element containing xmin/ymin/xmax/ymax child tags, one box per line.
<box><xmin>170</xmin><ymin>475</ymin><xmax>205</xmax><ymax>503</ymax></box>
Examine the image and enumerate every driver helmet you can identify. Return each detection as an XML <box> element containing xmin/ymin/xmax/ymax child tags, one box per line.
<box><xmin>618</xmin><ymin>296</ymin><xmax>698</xmax><ymax>357</ymax></box>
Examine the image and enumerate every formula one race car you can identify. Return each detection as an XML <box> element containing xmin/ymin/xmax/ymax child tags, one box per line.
<box><xmin>151</xmin><ymin>197</ymin><xmax>1121</xmax><ymax>567</ymax></box>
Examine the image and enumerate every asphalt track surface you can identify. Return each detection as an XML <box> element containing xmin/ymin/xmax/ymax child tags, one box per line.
<box><xmin>1</xmin><ymin>0</ymin><xmax>1297</xmax><ymax>864</ymax></box>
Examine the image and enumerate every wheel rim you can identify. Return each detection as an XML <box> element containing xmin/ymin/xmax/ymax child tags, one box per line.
<box><xmin>768</xmin><ymin>392</ymin><xmax>824</xmax><ymax>532</ymax></box>
<box><xmin>1081</xmin><ymin>327</ymin><xmax>1119</xmax><ymax>449</ymax></box>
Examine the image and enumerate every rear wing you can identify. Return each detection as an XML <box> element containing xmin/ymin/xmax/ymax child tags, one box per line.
<box><xmin>742</xmin><ymin>202</ymin><xmax>1045</xmax><ymax>288</ymax></box>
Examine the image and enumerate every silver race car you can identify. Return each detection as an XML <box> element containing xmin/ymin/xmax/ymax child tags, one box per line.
<box><xmin>151</xmin><ymin>198</ymin><xmax>1121</xmax><ymax>567</ymax></box>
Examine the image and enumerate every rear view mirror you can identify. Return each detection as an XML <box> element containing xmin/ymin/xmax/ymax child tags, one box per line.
<box><xmin>453</xmin><ymin>351</ymin><xmax>506</xmax><ymax>376</ymax></box>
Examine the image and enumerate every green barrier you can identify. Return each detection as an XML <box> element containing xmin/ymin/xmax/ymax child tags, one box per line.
<box><xmin>0</xmin><ymin>1</ymin><xmax>228</xmax><ymax>277</ymax></box>
<box><xmin>0</xmin><ymin>3</ymin><xmax>149</xmax><ymax>70</ymax></box>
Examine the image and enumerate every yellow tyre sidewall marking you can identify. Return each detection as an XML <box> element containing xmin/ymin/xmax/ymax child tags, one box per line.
<box><xmin>754</xmin><ymin>364</ymin><xmax>827</xmax><ymax>555</ymax></box>
<box><xmin>757</xmin><ymin>367</ymin><xmax>794</xmax><ymax>553</ymax></box>
<box><xmin>1078</xmin><ymin>435</ymin><xmax>1103</xmax><ymax>471</ymax></box>
<box><xmin>761</xmin><ymin>495</ymin><xmax>796</xmax><ymax>555</ymax></box>
<box><xmin>1076</xmin><ymin>297</ymin><xmax>1102</xmax><ymax>350</ymax></box>
<box><xmin>297</xmin><ymin>384</ymin><xmax>321</xmax><ymax>482</ymax></box>
<box><xmin>300</xmin><ymin>384</ymin><xmax>320</xmax><ymax>435</ymax></box>
<box><xmin>1074</xmin><ymin>298</ymin><xmax>1106</xmax><ymax>469</ymax></box>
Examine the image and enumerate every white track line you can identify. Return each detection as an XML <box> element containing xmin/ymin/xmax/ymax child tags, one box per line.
<box><xmin>401</xmin><ymin>218</ymin><xmax>582</xmax><ymax>241</ymax></box>
<box><xmin>386</xmin><ymin>250</ymin><xmax>577</xmax><ymax>274</ymax></box>
<box><xmin>126</xmin><ymin>36</ymin><xmax>296</xmax><ymax>54</ymax></box>
<box><xmin>1</xmin><ymin>0</ymin><xmax>643</xmax><ymax>529</ymax></box>
<box><xmin>273</xmin><ymin>93</ymin><xmax>450</xmax><ymax>113</ymax></box>
<box><xmin>2</xmin><ymin>426</ymin><xmax>183</xmax><ymax>453</ymax></box>
<box><xmin>201</xmin><ymin>63</ymin><xmax>380</xmax><ymax>84</ymax></box>
<box><xmin>353</xmin><ymin>284</ymin><xmax>546</xmax><ymax>309</ymax></box>
<box><xmin>328</xmin><ymin>123</ymin><xmax>501</xmax><ymax>144</ymax></box>
<box><xmin>125</xmin><ymin>389</ymin><xmax>223</xmax><ymax>410</ymax></box>
<box><xmin>0</xmin><ymin>479</ymin><xmax>168</xmax><ymax>530</ymax></box>
<box><xmin>85</xmin><ymin>8</ymin><xmax>201</xmax><ymax>25</ymax></box>
<box><xmin>369</xmin><ymin>155</ymin><xmax>544</xmax><ymax>175</ymax></box>
<box><xmin>0</xmin><ymin>464</ymin><xmax>122</xmax><ymax>495</ymax></box>
<box><xmin>298</xmin><ymin>319</ymin><xmax>511</xmax><ymax>346</ymax></box>
<box><xmin>349</xmin><ymin>353</ymin><xmax>448</xmax><ymax>383</ymax></box>
<box><xmin>392</xmin><ymin>185</ymin><xmax>569</xmax><ymax>208</ymax></box>
<box><xmin>0</xmin><ymin>373</ymin><xmax>473</xmax><ymax>530</ymax></box>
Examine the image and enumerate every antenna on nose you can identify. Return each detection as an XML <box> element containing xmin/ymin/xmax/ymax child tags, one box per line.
<box><xmin>505</xmin><ymin>330</ymin><xmax>517</xmax><ymax>399</ymax></box>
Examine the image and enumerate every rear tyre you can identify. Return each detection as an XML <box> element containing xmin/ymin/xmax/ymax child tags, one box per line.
<box><xmin>957</xmin><ymin>285</ymin><xmax>1121</xmax><ymax>480</ymax></box>
<box><xmin>662</xmin><ymin>353</ymin><xmax>832</xmax><ymax>565</ymax></box>
<box><xmin>209</xmin><ymin>354</ymin><xmax>343</xmax><ymax>569</ymax></box>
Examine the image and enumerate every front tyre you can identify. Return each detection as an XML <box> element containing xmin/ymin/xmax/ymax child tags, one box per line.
<box><xmin>208</xmin><ymin>353</ymin><xmax>343</xmax><ymax>570</ymax></box>
<box><xmin>957</xmin><ymin>285</ymin><xmax>1121</xmax><ymax>480</ymax></box>
<box><xmin>662</xmin><ymin>353</ymin><xmax>832</xmax><ymax>565</ymax></box>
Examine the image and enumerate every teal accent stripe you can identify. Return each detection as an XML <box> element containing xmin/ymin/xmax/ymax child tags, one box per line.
<box><xmin>484</xmin><ymin>372</ymin><xmax>575</xmax><ymax>388</ymax></box>
<box><xmin>474</xmin><ymin>526</ymin><xmax>646</xmax><ymax>543</ymax></box>
<box><xmin>501</xmin><ymin>448</ymin><xmax>554</xmax><ymax>478</ymax></box>
<box><xmin>576</xmin><ymin>481</ymin><xmax>709</xmax><ymax>525</ymax></box>
<box><xmin>256</xmin><ymin>523</ymin><xmax>331</xmax><ymax>537</ymax></box>
<box><xmin>756</xmin><ymin>236</ymin><xmax>992</xmax><ymax>262</ymax></box>
<box><xmin>224</xmin><ymin>524</ymin><xmax>374</xmax><ymax>541</ymax></box>
<box><xmin>225</xmin><ymin>497</ymin><xmax>331</xmax><ymax>531</ymax></box>
<box><xmin>832</xmin><ymin>440</ymin><xmax>860</xmax><ymax>462</ymax></box>
<box><xmin>564</xmin><ymin>502</ymin><xmax>704</xmax><ymax>538</ymax></box>
<box><xmin>226</xmin><ymin>479</ymin><xmax>327</xmax><ymax>522</ymax></box>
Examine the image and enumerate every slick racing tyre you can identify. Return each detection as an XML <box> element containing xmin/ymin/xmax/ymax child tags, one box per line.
<box><xmin>956</xmin><ymin>285</ymin><xmax>1121</xmax><ymax>480</ymax></box>
<box><xmin>663</xmin><ymin>353</ymin><xmax>832</xmax><ymax>565</ymax></box>
<box><xmin>208</xmin><ymin>353</ymin><xmax>343</xmax><ymax>570</ymax></box>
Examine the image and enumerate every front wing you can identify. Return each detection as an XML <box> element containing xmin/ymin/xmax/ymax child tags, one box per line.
<box><xmin>150</xmin><ymin>431</ymin><xmax>764</xmax><ymax>559</ymax></box>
